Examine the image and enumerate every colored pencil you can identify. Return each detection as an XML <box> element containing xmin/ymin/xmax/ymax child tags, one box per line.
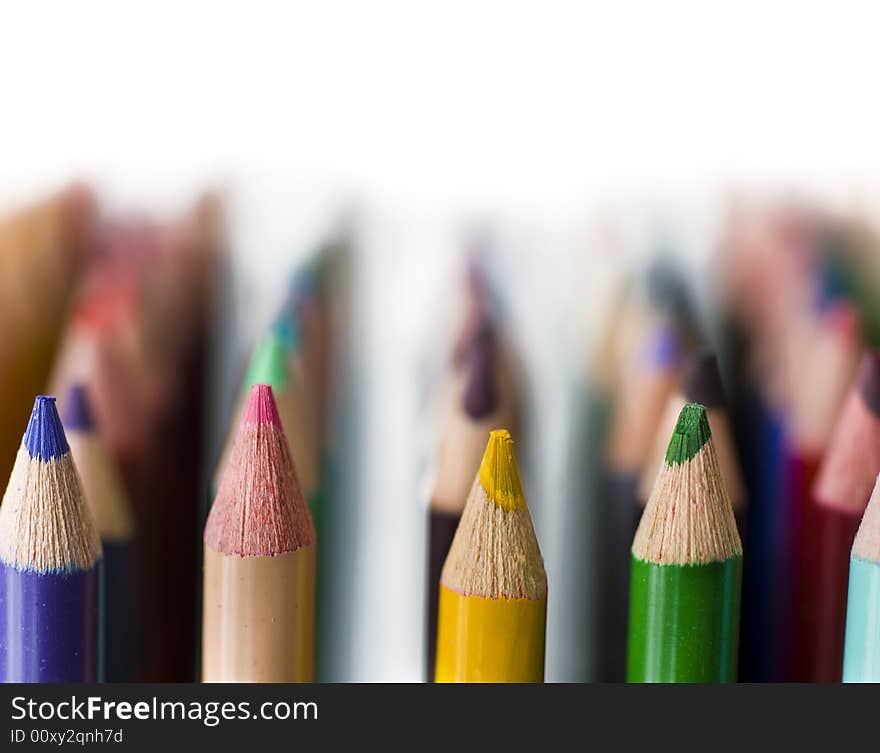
<box><xmin>451</xmin><ymin>253</ymin><xmax>493</xmax><ymax>367</ymax></box>
<box><xmin>638</xmin><ymin>350</ymin><xmax>745</xmax><ymax>529</ymax></box>
<box><xmin>785</xmin><ymin>301</ymin><xmax>860</xmax><ymax>680</ymax></box>
<box><xmin>627</xmin><ymin>403</ymin><xmax>742</xmax><ymax>683</ymax></box>
<box><xmin>569</xmin><ymin>286</ymin><xmax>625</xmax><ymax>683</ymax></box>
<box><xmin>434</xmin><ymin>429</ymin><xmax>546</xmax><ymax>683</ymax></box>
<box><xmin>296</xmin><ymin>230</ymin><xmax>354</xmax><ymax>683</ymax></box>
<box><xmin>213</xmin><ymin>328</ymin><xmax>320</xmax><ymax>512</ymax></box>
<box><xmin>147</xmin><ymin>197</ymin><xmax>220</xmax><ymax>682</ymax></box>
<box><xmin>286</xmin><ymin>239</ymin><xmax>344</xmax><ymax>452</ymax></box>
<box><xmin>0</xmin><ymin>186</ymin><xmax>94</xmax><ymax>484</ymax></box>
<box><xmin>0</xmin><ymin>395</ymin><xmax>103</xmax><ymax>682</ymax></box>
<box><xmin>806</xmin><ymin>352</ymin><xmax>880</xmax><ymax>681</ymax></box>
<box><xmin>843</xmin><ymin>473</ymin><xmax>880</xmax><ymax>682</ymax></box>
<box><xmin>202</xmin><ymin>384</ymin><xmax>316</xmax><ymax>682</ymax></box>
<box><xmin>63</xmin><ymin>384</ymin><xmax>136</xmax><ymax>682</ymax></box>
<box><xmin>269</xmin><ymin>314</ymin><xmax>323</xmax><ymax>527</ymax></box>
<box><xmin>719</xmin><ymin>206</ymin><xmax>821</xmax><ymax>682</ymax></box>
<box><xmin>426</xmin><ymin>315</ymin><xmax>514</xmax><ymax>678</ymax></box>
<box><xmin>737</xmin><ymin>379</ymin><xmax>786</xmax><ymax>681</ymax></box>
<box><xmin>64</xmin><ymin>201</ymin><xmax>220</xmax><ymax>682</ymax></box>
<box><xmin>600</xmin><ymin>319</ymin><xmax>682</xmax><ymax>681</ymax></box>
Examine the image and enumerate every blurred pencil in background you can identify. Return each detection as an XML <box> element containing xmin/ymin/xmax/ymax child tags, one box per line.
<box><xmin>718</xmin><ymin>204</ymin><xmax>818</xmax><ymax>681</ymax></box>
<box><xmin>600</xmin><ymin>306</ymin><xmax>683</xmax><ymax>681</ymax></box>
<box><xmin>0</xmin><ymin>186</ymin><xmax>95</xmax><ymax>485</ymax></box>
<box><xmin>271</xmin><ymin>308</ymin><xmax>322</xmax><ymax>523</ymax></box>
<box><xmin>805</xmin><ymin>352</ymin><xmax>880</xmax><ymax>681</ymax></box>
<box><xmin>64</xmin><ymin>384</ymin><xmax>136</xmax><ymax>683</ymax></box>
<box><xmin>786</xmin><ymin>301</ymin><xmax>861</xmax><ymax>680</ymax></box>
<box><xmin>286</xmin><ymin>239</ymin><xmax>340</xmax><ymax>453</ymax></box>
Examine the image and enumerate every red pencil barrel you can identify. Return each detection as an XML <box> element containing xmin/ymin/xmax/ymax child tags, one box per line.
<box><xmin>808</xmin><ymin>506</ymin><xmax>860</xmax><ymax>682</ymax></box>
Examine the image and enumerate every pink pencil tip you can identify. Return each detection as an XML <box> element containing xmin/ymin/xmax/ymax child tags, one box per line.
<box><xmin>823</xmin><ymin>300</ymin><xmax>860</xmax><ymax>341</ymax></box>
<box><xmin>242</xmin><ymin>384</ymin><xmax>283</xmax><ymax>429</ymax></box>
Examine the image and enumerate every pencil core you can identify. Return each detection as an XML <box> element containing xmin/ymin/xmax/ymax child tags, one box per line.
<box><xmin>243</xmin><ymin>384</ymin><xmax>283</xmax><ymax>429</ymax></box>
<box><xmin>63</xmin><ymin>385</ymin><xmax>95</xmax><ymax>430</ymax></box>
<box><xmin>24</xmin><ymin>395</ymin><xmax>70</xmax><ymax>461</ymax></box>
<box><xmin>665</xmin><ymin>403</ymin><xmax>711</xmax><ymax>466</ymax></box>
<box><xmin>478</xmin><ymin>429</ymin><xmax>526</xmax><ymax>511</ymax></box>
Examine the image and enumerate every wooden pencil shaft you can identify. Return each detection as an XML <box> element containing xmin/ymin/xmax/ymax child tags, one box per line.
<box><xmin>640</xmin><ymin>398</ymin><xmax>744</xmax><ymax>511</ymax></box>
<box><xmin>202</xmin><ymin>546</ymin><xmax>315</xmax><ymax>682</ymax></box>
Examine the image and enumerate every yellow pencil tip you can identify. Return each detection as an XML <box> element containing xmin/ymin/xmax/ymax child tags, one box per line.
<box><xmin>478</xmin><ymin>429</ymin><xmax>526</xmax><ymax>511</ymax></box>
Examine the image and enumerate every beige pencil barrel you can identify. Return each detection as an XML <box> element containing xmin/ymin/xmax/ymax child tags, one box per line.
<box><xmin>202</xmin><ymin>544</ymin><xmax>316</xmax><ymax>682</ymax></box>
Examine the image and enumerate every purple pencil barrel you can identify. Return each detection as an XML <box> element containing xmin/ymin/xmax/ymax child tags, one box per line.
<box><xmin>0</xmin><ymin>563</ymin><xmax>102</xmax><ymax>682</ymax></box>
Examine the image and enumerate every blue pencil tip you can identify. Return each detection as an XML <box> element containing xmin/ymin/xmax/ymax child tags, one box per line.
<box><xmin>23</xmin><ymin>396</ymin><xmax>70</xmax><ymax>461</ymax></box>
<box><xmin>272</xmin><ymin>310</ymin><xmax>301</xmax><ymax>351</ymax></box>
<box><xmin>645</xmin><ymin>324</ymin><xmax>680</xmax><ymax>369</ymax></box>
<box><xmin>63</xmin><ymin>385</ymin><xmax>94</xmax><ymax>431</ymax></box>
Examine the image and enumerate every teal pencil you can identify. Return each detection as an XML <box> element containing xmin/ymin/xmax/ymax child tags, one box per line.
<box><xmin>843</xmin><ymin>472</ymin><xmax>880</xmax><ymax>682</ymax></box>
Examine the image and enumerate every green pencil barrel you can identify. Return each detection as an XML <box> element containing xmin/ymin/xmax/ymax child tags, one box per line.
<box><xmin>843</xmin><ymin>556</ymin><xmax>880</xmax><ymax>682</ymax></box>
<box><xmin>626</xmin><ymin>555</ymin><xmax>742</xmax><ymax>682</ymax></box>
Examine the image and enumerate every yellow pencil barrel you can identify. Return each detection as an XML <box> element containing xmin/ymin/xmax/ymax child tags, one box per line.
<box><xmin>435</xmin><ymin>585</ymin><xmax>546</xmax><ymax>682</ymax></box>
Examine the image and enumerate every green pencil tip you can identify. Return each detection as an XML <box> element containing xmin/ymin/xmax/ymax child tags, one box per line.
<box><xmin>243</xmin><ymin>331</ymin><xmax>289</xmax><ymax>393</ymax></box>
<box><xmin>664</xmin><ymin>403</ymin><xmax>711</xmax><ymax>465</ymax></box>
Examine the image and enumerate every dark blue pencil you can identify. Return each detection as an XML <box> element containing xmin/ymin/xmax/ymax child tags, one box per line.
<box><xmin>0</xmin><ymin>395</ymin><xmax>104</xmax><ymax>682</ymax></box>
